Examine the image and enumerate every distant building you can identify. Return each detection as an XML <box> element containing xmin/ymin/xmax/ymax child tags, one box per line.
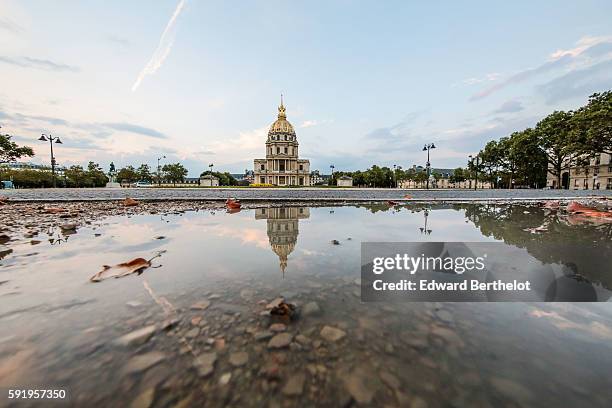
<box><xmin>337</xmin><ymin>175</ymin><xmax>353</xmax><ymax>187</ymax></box>
<box><xmin>0</xmin><ymin>161</ymin><xmax>66</xmax><ymax>176</ymax></box>
<box><xmin>310</xmin><ymin>170</ymin><xmax>330</xmax><ymax>186</ymax></box>
<box><xmin>547</xmin><ymin>153</ymin><xmax>612</xmax><ymax>190</ymax></box>
<box><xmin>254</xmin><ymin>97</ymin><xmax>310</xmax><ymax>186</ymax></box>
<box><xmin>200</xmin><ymin>174</ymin><xmax>219</xmax><ymax>187</ymax></box>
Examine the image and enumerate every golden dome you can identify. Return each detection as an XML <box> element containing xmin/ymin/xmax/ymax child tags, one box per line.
<box><xmin>268</xmin><ymin>95</ymin><xmax>296</xmax><ymax>136</ymax></box>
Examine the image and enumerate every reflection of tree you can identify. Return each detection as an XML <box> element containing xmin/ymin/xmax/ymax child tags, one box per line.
<box><xmin>463</xmin><ymin>203</ymin><xmax>612</xmax><ymax>288</ymax></box>
<box><xmin>255</xmin><ymin>207</ymin><xmax>310</xmax><ymax>277</ymax></box>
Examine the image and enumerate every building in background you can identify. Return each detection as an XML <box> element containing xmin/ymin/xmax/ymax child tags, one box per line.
<box><xmin>200</xmin><ymin>174</ymin><xmax>220</xmax><ymax>187</ymax></box>
<box><xmin>547</xmin><ymin>153</ymin><xmax>612</xmax><ymax>190</ymax></box>
<box><xmin>337</xmin><ymin>175</ymin><xmax>353</xmax><ymax>187</ymax></box>
<box><xmin>254</xmin><ymin>98</ymin><xmax>310</xmax><ymax>186</ymax></box>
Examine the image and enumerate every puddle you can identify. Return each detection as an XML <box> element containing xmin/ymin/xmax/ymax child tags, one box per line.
<box><xmin>1</xmin><ymin>203</ymin><xmax>611</xmax><ymax>407</ymax></box>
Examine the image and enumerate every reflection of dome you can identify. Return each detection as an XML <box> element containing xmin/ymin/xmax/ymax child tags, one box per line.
<box><xmin>268</xmin><ymin>97</ymin><xmax>296</xmax><ymax>136</ymax></box>
<box><xmin>255</xmin><ymin>207</ymin><xmax>310</xmax><ymax>277</ymax></box>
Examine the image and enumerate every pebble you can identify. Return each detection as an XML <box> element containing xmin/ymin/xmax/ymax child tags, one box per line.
<box><xmin>123</xmin><ymin>352</ymin><xmax>166</xmax><ymax>374</ymax></box>
<box><xmin>343</xmin><ymin>370</ymin><xmax>375</xmax><ymax>404</ymax></box>
<box><xmin>219</xmin><ymin>372</ymin><xmax>232</xmax><ymax>386</ymax></box>
<box><xmin>129</xmin><ymin>388</ymin><xmax>155</xmax><ymax>408</ymax></box>
<box><xmin>320</xmin><ymin>326</ymin><xmax>346</xmax><ymax>342</ymax></box>
<box><xmin>185</xmin><ymin>328</ymin><xmax>200</xmax><ymax>339</ymax></box>
<box><xmin>267</xmin><ymin>333</ymin><xmax>293</xmax><ymax>349</ymax></box>
<box><xmin>253</xmin><ymin>331</ymin><xmax>274</xmax><ymax>341</ymax></box>
<box><xmin>114</xmin><ymin>325</ymin><xmax>156</xmax><ymax>347</ymax></box>
<box><xmin>194</xmin><ymin>352</ymin><xmax>217</xmax><ymax>378</ymax></box>
<box><xmin>229</xmin><ymin>351</ymin><xmax>249</xmax><ymax>367</ymax></box>
<box><xmin>190</xmin><ymin>300</ymin><xmax>211</xmax><ymax>310</ymax></box>
<box><xmin>282</xmin><ymin>372</ymin><xmax>306</xmax><ymax>396</ymax></box>
<box><xmin>269</xmin><ymin>323</ymin><xmax>286</xmax><ymax>332</ymax></box>
<box><xmin>302</xmin><ymin>301</ymin><xmax>322</xmax><ymax>317</ymax></box>
<box><xmin>379</xmin><ymin>371</ymin><xmax>401</xmax><ymax>390</ymax></box>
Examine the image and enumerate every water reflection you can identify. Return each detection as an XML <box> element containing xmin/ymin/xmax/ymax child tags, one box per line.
<box><xmin>255</xmin><ymin>207</ymin><xmax>310</xmax><ymax>276</ymax></box>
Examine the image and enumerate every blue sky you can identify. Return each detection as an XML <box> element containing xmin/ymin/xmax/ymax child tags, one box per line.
<box><xmin>1</xmin><ymin>0</ymin><xmax>611</xmax><ymax>176</ymax></box>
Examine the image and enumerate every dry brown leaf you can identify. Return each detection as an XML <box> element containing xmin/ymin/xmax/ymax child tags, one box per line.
<box><xmin>123</xmin><ymin>198</ymin><xmax>139</xmax><ymax>207</ymax></box>
<box><xmin>43</xmin><ymin>207</ymin><xmax>66</xmax><ymax>214</ymax></box>
<box><xmin>90</xmin><ymin>258</ymin><xmax>151</xmax><ymax>282</ymax></box>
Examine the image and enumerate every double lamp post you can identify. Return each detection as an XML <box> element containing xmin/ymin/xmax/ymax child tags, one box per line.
<box><xmin>38</xmin><ymin>133</ymin><xmax>63</xmax><ymax>188</ymax></box>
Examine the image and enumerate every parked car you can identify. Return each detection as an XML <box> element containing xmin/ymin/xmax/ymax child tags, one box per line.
<box><xmin>1</xmin><ymin>180</ymin><xmax>14</xmax><ymax>189</ymax></box>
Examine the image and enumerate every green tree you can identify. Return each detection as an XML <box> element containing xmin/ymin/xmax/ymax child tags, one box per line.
<box><xmin>116</xmin><ymin>165</ymin><xmax>138</xmax><ymax>184</ymax></box>
<box><xmin>572</xmin><ymin>91</ymin><xmax>612</xmax><ymax>156</ymax></box>
<box><xmin>65</xmin><ymin>165</ymin><xmax>87</xmax><ymax>187</ymax></box>
<box><xmin>163</xmin><ymin>162</ymin><xmax>188</xmax><ymax>186</ymax></box>
<box><xmin>86</xmin><ymin>161</ymin><xmax>109</xmax><ymax>187</ymax></box>
<box><xmin>449</xmin><ymin>167</ymin><xmax>466</xmax><ymax>184</ymax></box>
<box><xmin>535</xmin><ymin>110</ymin><xmax>575</xmax><ymax>189</ymax></box>
<box><xmin>0</xmin><ymin>130</ymin><xmax>35</xmax><ymax>163</ymax></box>
<box><xmin>510</xmin><ymin>128</ymin><xmax>547</xmax><ymax>188</ymax></box>
<box><xmin>137</xmin><ymin>164</ymin><xmax>153</xmax><ymax>183</ymax></box>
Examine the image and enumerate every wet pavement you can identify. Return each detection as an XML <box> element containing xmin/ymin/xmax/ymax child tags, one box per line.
<box><xmin>2</xmin><ymin>187</ymin><xmax>612</xmax><ymax>202</ymax></box>
<box><xmin>1</xmin><ymin>201</ymin><xmax>612</xmax><ymax>407</ymax></box>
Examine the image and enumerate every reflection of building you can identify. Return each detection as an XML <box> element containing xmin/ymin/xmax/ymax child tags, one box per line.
<box><xmin>254</xmin><ymin>97</ymin><xmax>310</xmax><ymax>186</ymax></box>
<box><xmin>255</xmin><ymin>207</ymin><xmax>310</xmax><ymax>276</ymax></box>
<box><xmin>547</xmin><ymin>153</ymin><xmax>612</xmax><ymax>190</ymax></box>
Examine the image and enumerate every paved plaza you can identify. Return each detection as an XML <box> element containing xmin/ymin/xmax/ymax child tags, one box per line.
<box><xmin>2</xmin><ymin>187</ymin><xmax>611</xmax><ymax>201</ymax></box>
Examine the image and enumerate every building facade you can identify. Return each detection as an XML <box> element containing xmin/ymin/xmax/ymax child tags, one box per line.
<box><xmin>254</xmin><ymin>99</ymin><xmax>310</xmax><ymax>186</ymax></box>
<box><xmin>546</xmin><ymin>153</ymin><xmax>612</xmax><ymax>190</ymax></box>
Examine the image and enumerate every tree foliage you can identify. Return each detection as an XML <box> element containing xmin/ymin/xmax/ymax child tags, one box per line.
<box><xmin>0</xmin><ymin>132</ymin><xmax>35</xmax><ymax>163</ymax></box>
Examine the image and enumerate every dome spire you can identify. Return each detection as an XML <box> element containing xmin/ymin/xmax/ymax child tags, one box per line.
<box><xmin>278</xmin><ymin>93</ymin><xmax>286</xmax><ymax>119</ymax></box>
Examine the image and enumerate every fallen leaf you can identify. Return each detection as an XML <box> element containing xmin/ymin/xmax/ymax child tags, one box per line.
<box><xmin>90</xmin><ymin>258</ymin><xmax>151</xmax><ymax>282</ymax></box>
<box><xmin>43</xmin><ymin>207</ymin><xmax>66</xmax><ymax>214</ymax></box>
<box><xmin>123</xmin><ymin>197</ymin><xmax>140</xmax><ymax>207</ymax></box>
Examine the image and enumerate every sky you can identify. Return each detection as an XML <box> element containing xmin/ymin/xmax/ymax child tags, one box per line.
<box><xmin>1</xmin><ymin>0</ymin><xmax>612</xmax><ymax>176</ymax></box>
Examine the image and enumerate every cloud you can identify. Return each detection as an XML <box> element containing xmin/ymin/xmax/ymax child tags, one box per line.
<box><xmin>0</xmin><ymin>17</ymin><xmax>24</xmax><ymax>34</ymax></box>
<box><xmin>131</xmin><ymin>0</ymin><xmax>187</xmax><ymax>91</ymax></box>
<box><xmin>103</xmin><ymin>122</ymin><xmax>168</xmax><ymax>139</ymax></box>
<box><xmin>457</xmin><ymin>73</ymin><xmax>501</xmax><ymax>86</ymax></box>
<box><xmin>470</xmin><ymin>36</ymin><xmax>612</xmax><ymax>101</ymax></box>
<box><xmin>300</xmin><ymin>120</ymin><xmax>319</xmax><ymax>128</ymax></box>
<box><xmin>107</xmin><ymin>35</ymin><xmax>130</xmax><ymax>47</ymax></box>
<box><xmin>493</xmin><ymin>100</ymin><xmax>524</xmax><ymax>114</ymax></box>
<box><xmin>0</xmin><ymin>56</ymin><xmax>79</xmax><ymax>72</ymax></box>
<box><xmin>537</xmin><ymin>59</ymin><xmax>612</xmax><ymax>104</ymax></box>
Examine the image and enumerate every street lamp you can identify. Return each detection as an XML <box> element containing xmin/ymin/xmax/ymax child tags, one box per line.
<box><xmin>330</xmin><ymin>164</ymin><xmax>335</xmax><ymax>186</ymax></box>
<box><xmin>157</xmin><ymin>155</ymin><xmax>166</xmax><ymax>186</ymax></box>
<box><xmin>468</xmin><ymin>154</ymin><xmax>479</xmax><ymax>191</ymax></box>
<box><xmin>423</xmin><ymin>143</ymin><xmax>436</xmax><ymax>190</ymax></box>
<box><xmin>419</xmin><ymin>208</ymin><xmax>432</xmax><ymax>235</ymax></box>
<box><xmin>209</xmin><ymin>163</ymin><xmax>214</xmax><ymax>173</ymax></box>
<box><xmin>39</xmin><ymin>133</ymin><xmax>63</xmax><ymax>188</ymax></box>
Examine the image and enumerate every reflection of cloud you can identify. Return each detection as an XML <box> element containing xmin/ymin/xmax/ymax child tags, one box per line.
<box><xmin>0</xmin><ymin>56</ymin><xmax>79</xmax><ymax>72</ymax></box>
<box><xmin>529</xmin><ymin>308</ymin><xmax>612</xmax><ymax>340</ymax></box>
<box><xmin>197</xmin><ymin>223</ymin><xmax>269</xmax><ymax>249</ymax></box>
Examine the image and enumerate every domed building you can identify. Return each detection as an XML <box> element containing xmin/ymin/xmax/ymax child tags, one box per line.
<box><xmin>254</xmin><ymin>97</ymin><xmax>310</xmax><ymax>186</ymax></box>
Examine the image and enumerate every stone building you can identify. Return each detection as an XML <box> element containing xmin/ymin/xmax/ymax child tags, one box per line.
<box><xmin>254</xmin><ymin>98</ymin><xmax>310</xmax><ymax>186</ymax></box>
<box><xmin>255</xmin><ymin>206</ymin><xmax>310</xmax><ymax>276</ymax></box>
<box><xmin>200</xmin><ymin>174</ymin><xmax>219</xmax><ymax>187</ymax></box>
<box><xmin>337</xmin><ymin>175</ymin><xmax>353</xmax><ymax>187</ymax></box>
<box><xmin>546</xmin><ymin>153</ymin><xmax>612</xmax><ymax>190</ymax></box>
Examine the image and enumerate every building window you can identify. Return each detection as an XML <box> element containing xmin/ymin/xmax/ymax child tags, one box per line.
<box><xmin>608</xmin><ymin>165</ymin><xmax>612</xmax><ymax>173</ymax></box>
<box><xmin>260</xmin><ymin>176</ymin><xmax>265</xmax><ymax>183</ymax></box>
<box><xmin>277</xmin><ymin>147</ymin><xmax>280</xmax><ymax>154</ymax></box>
<box><xmin>299</xmin><ymin>164</ymin><xmax>303</xmax><ymax>171</ymax></box>
<box><xmin>260</xmin><ymin>164</ymin><xmax>265</xmax><ymax>170</ymax></box>
<box><xmin>284</xmin><ymin>147</ymin><xmax>288</xmax><ymax>154</ymax></box>
<box><xmin>607</xmin><ymin>178</ymin><xmax>612</xmax><ymax>190</ymax></box>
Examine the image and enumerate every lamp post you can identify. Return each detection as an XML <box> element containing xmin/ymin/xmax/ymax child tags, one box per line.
<box><xmin>157</xmin><ymin>155</ymin><xmax>166</xmax><ymax>186</ymax></box>
<box><xmin>419</xmin><ymin>208</ymin><xmax>432</xmax><ymax>235</ymax></box>
<box><xmin>469</xmin><ymin>154</ymin><xmax>479</xmax><ymax>191</ymax></box>
<box><xmin>38</xmin><ymin>133</ymin><xmax>63</xmax><ymax>188</ymax></box>
<box><xmin>330</xmin><ymin>164</ymin><xmax>335</xmax><ymax>186</ymax></box>
<box><xmin>422</xmin><ymin>143</ymin><xmax>436</xmax><ymax>190</ymax></box>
